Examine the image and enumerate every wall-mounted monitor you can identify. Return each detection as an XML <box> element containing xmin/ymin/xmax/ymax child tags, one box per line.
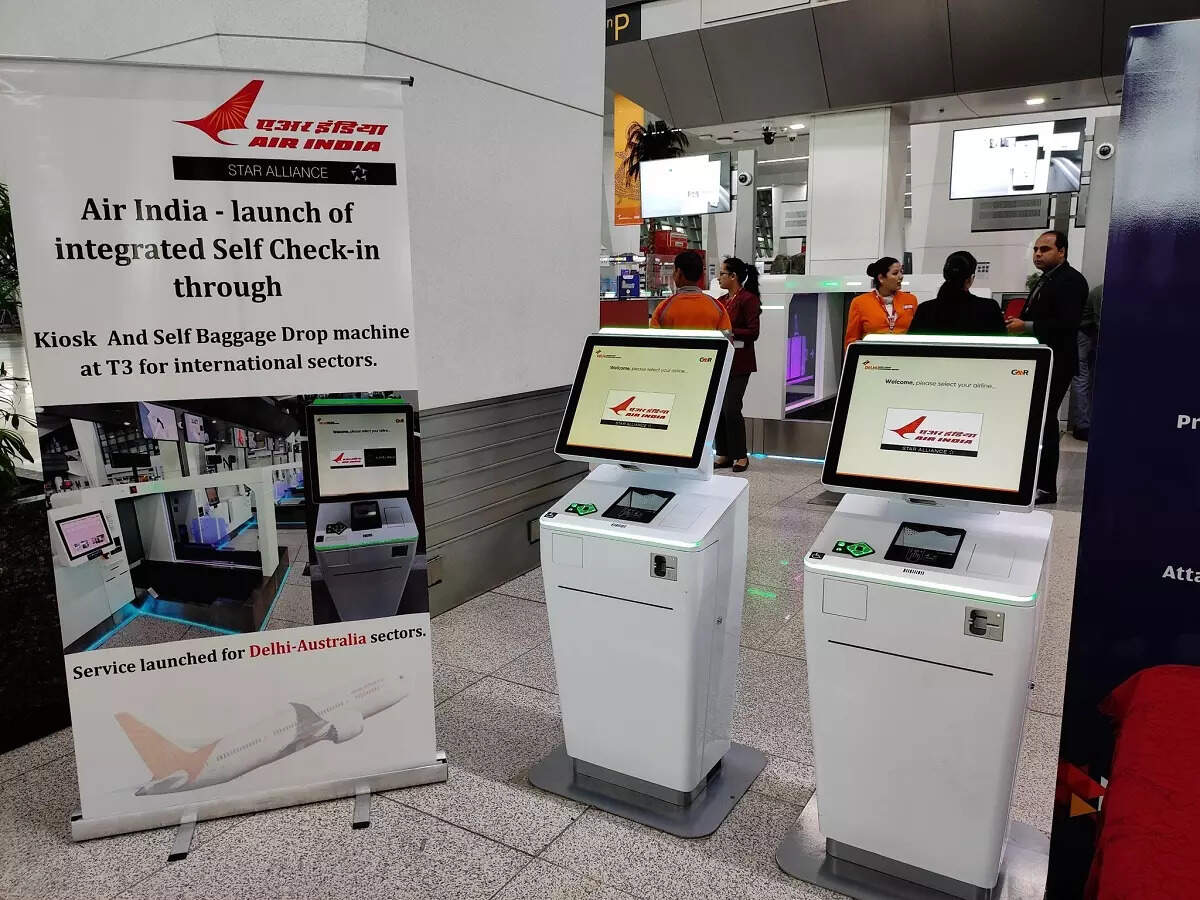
<box><xmin>183</xmin><ymin>413</ymin><xmax>207</xmax><ymax>444</ymax></box>
<box><xmin>949</xmin><ymin>118</ymin><xmax>1086</xmax><ymax>199</ymax></box>
<box><xmin>233</xmin><ymin>427</ymin><xmax>247</xmax><ymax>448</ymax></box>
<box><xmin>110</xmin><ymin>451</ymin><xmax>152</xmax><ymax>469</ymax></box>
<box><xmin>56</xmin><ymin>509</ymin><xmax>113</xmax><ymax>560</ymax></box>
<box><xmin>138</xmin><ymin>401</ymin><xmax>179</xmax><ymax>441</ymax></box>
<box><xmin>640</xmin><ymin>152</ymin><xmax>732</xmax><ymax>218</ymax></box>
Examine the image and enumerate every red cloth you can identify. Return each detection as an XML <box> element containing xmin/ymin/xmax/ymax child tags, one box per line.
<box><xmin>1086</xmin><ymin>665</ymin><xmax>1200</xmax><ymax>900</ymax></box>
<box><xmin>721</xmin><ymin>288</ymin><xmax>761</xmax><ymax>375</ymax></box>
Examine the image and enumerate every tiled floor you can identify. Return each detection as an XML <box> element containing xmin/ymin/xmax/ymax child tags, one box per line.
<box><xmin>0</xmin><ymin>455</ymin><xmax>1083</xmax><ymax>899</ymax></box>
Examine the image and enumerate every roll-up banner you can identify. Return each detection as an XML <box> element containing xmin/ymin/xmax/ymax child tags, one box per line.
<box><xmin>1046</xmin><ymin>20</ymin><xmax>1200</xmax><ymax>897</ymax></box>
<box><xmin>614</xmin><ymin>93</ymin><xmax>643</xmax><ymax>227</ymax></box>
<box><xmin>0</xmin><ymin>58</ymin><xmax>445</xmax><ymax>841</ymax></box>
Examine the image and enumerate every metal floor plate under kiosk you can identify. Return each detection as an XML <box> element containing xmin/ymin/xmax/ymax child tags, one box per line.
<box><xmin>307</xmin><ymin>402</ymin><xmax>419</xmax><ymax>621</ymax></box>
<box><xmin>777</xmin><ymin>336</ymin><xmax>1055</xmax><ymax>899</ymax></box>
<box><xmin>529</xmin><ymin>329</ymin><xmax>766</xmax><ymax>837</ymax></box>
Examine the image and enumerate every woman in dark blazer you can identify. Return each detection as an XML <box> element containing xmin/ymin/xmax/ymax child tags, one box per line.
<box><xmin>714</xmin><ymin>257</ymin><xmax>761</xmax><ymax>472</ymax></box>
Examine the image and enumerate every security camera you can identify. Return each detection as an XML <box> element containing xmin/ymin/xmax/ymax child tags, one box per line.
<box><xmin>737</xmin><ymin>170</ymin><xmax>754</xmax><ymax>186</ymax></box>
<box><xmin>1096</xmin><ymin>142</ymin><xmax>1115</xmax><ymax>160</ymax></box>
<box><xmin>788</xmin><ymin>133</ymin><xmax>797</xmax><ymax>143</ymax></box>
<box><xmin>762</xmin><ymin>126</ymin><xmax>776</xmax><ymax>145</ymax></box>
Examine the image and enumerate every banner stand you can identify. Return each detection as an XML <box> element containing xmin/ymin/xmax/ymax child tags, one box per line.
<box><xmin>70</xmin><ymin>751</ymin><xmax>448</xmax><ymax>843</ymax></box>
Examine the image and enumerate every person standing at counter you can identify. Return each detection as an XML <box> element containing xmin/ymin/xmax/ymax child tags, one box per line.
<box><xmin>844</xmin><ymin>257</ymin><xmax>917</xmax><ymax>349</ymax></box>
<box><xmin>714</xmin><ymin>257</ymin><xmax>761</xmax><ymax>473</ymax></box>
<box><xmin>909</xmin><ymin>251</ymin><xmax>1005</xmax><ymax>336</ymax></box>
<box><xmin>651</xmin><ymin>250</ymin><xmax>731</xmax><ymax>331</ymax></box>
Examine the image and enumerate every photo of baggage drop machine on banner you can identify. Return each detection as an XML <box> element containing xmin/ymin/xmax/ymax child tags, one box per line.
<box><xmin>529</xmin><ymin>328</ymin><xmax>766</xmax><ymax>837</ymax></box>
<box><xmin>41</xmin><ymin>398</ymin><xmax>305</xmax><ymax>650</ymax></box>
<box><xmin>304</xmin><ymin>400</ymin><xmax>424</xmax><ymax>624</ymax></box>
<box><xmin>777</xmin><ymin>335</ymin><xmax>1056</xmax><ymax>900</ymax></box>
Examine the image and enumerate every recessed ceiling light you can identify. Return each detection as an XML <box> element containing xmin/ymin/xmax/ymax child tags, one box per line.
<box><xmin>1026</xmin><ymin>97</ymin><xmax>1046</xmax><ymax>106</ymax></box>
<box><xmin>697</xmin><ymin>133</ymin><xmax>713</xmax><ymax>139</ymax></box>
<box><xmin>789</xmin><ymin>122</ymin><xmax>805</xmax><ymax>130</ymax></box>
<box><xmin>716</xmin><ymin>136</ymin><xmax>735</xmax><ymax>143</ymax></box>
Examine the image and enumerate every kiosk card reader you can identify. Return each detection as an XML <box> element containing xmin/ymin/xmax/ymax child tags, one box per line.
<box><xmin>530</xmin><ymin>329</ymin><xmax>766</xmax><ymax>837</ymax></box>
<box><xmin>307</xmin><ymin>403</ymin><xmax>418</xmax><ymax>622</ymax></box>
<box><xmin>778</xmin><ymin>336</ymin><xmax>1055</xmax><ymax>900</ymax></box>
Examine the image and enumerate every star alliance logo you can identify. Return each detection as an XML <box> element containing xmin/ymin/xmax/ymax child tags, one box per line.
<box><xmin>351</xmin><ymin>165</ymin><xmax>367</xmax><ymax>183</ymax></box>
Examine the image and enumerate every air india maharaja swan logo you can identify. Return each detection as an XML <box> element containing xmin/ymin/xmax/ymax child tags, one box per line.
<box><xmin>175</xmin><ymin>79</ymin><xmax>389</xmax><ymax>152</ymax></box>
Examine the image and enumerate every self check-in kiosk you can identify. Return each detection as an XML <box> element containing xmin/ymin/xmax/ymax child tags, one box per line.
<box><xmin>306</xmin><ymin>402</ymin><xmax>418</xmax><ymax>622</ymax></box>
<box><xmin>777</xmin><ymin>335</ymin><xmax>1054</xmax><ymax>900</ymax></box>
<box><xmin>529</xmin><ymin>329</ymin><xmax>766</xmax><ymax>837</ymax></box>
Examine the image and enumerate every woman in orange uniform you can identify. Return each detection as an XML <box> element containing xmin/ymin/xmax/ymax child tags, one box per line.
<box><xmin>843</xmin><ymin>256</ymin><xmax>917</xmax><ymax>349</ymax></box>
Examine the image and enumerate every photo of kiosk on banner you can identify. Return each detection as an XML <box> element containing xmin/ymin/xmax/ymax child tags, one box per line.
<box><xmin>41</xmin><ymin>391</ymin><xmax>428</xmax><ymax>652</ymax></box>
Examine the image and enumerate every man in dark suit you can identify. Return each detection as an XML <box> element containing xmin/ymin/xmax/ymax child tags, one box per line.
<box><xmin>1006</xmin><ymin>230</ymin><xmax>1088</xmax><ymax>504</ymax></box>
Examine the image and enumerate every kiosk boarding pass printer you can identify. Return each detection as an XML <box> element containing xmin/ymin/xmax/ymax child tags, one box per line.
<box><xmin>777</xmin><ymin>335</ymin><xmax>1055</xmax><ymax>900</ymax></box>
<box><xmin>306</xmin><ymin>402</ymin><xmax>418</xmax><ymax>622</ymax></box>
<box><xmin>529</xmin><ymin>328</ymin><xmax>766</xmax><ymax>837</ymax></box>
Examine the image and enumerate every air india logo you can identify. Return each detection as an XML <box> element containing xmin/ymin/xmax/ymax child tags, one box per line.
<box><xmin>601</xmin><ymin>391</ymin><xmax>676</xmax><ymax>431</ymax></box>
<box><xmin>175</xmin><ymin>80</ymin><xmax>389</xmax><ymax>152</ymax></box>
<box><xmin>890</xmin><ymin>415</ymin><xmax>926</xmax><ymax>440</ymax></box>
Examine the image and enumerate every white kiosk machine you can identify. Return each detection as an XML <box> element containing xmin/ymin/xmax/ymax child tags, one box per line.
<box><xmin>307</xmin><ymin>403</ymin><xmax>419</xmax><ymax>622</ymax></box>
<box><xmin>777</xmin><ymin>336</ymin><xmax>1055</xmax><ymax>900</ymax></box>
<box><xmin>529</xmin><ymin>329</ymin><xmax>766</xmax><ymax>837</ymax></box>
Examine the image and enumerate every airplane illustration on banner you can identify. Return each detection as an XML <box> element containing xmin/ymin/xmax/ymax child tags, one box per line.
<box><xmin>116</xmin><ymin>675</ymin><xmax>406</xmax><ymax>796</ymax></box>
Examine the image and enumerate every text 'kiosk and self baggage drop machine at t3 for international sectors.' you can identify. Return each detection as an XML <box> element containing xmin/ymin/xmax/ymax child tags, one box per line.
<box><xmin>529</xmin><ymin>328</ymin><xmax>767</xmax><ymax>836</ymax></box>
<box><xmin>306</xmin><ymin>401</ymin><xmax>419</xmax><ymax>621</ymax></box>
<box><xmin>777</xmin><ymin>334</ymin><xmax>1056</xmax><ymax>900</ymax></box>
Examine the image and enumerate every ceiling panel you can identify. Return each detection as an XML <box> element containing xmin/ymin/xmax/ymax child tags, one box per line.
<box><xmin>958</xmin><ymin>78</ymin><xmax>1110</xmax><ymax>117</ymax></box>
<box><xmin>814</xmin><ymin>0</ymin><xmax>953</xmax><ymax>107</ymax></box>
<box><xmin>905</xmin><ymin>94</ymin><xmax>978</xmax><ymax>124</ymax></box>
<box><xmin>948</xmin><ymin>0</ymin><xmax>1103</xmax><ymax>93</ymax></box>
<box><xmin>700</xmin><ymin>9</ymin><xmax>829</xmax><ymax>121</ymax></box>
<box><xmin>1102</xmin><ymin>0</ymin><xmax>1200</xmax><ymax>74</ymax></box>
<box><xmin>604</xmin><ymin>41</ymin><xmax>672</xmax><ymax>120</ymax></box>
<box><xmin>648</xmin><ymin>31</ymin><xmax>723</xmax><ymax>127</ymax></box>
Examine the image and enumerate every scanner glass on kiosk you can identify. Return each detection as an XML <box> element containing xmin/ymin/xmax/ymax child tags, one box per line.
<box><xmin>823</xmin><ymin>338</ymin><xmax>1052</xmax><ymax>510</ymax></box>
<box><xmin>556</xmin><ymin>332</ymin><xmax>730</xmax><ymax>471</ymax></box>
<box><xmin>56</xmin><ymin>510</ymin><xmax>113</xmax><ymax>561</ymax></box>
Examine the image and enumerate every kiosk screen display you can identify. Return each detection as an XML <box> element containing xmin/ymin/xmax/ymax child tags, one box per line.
<box><xmin>824</xmin><ymin>342</ymin><xmax>1052</xmax><ymax>505</ymax></box>
<box><xmin>56</xmin><ymin>510</ymin><xmax>113</xmax><ymax>560</ymax></box>
<box><xmin>557</xmin><ymin>334</ymin><xmax>729</xmax><ymax>468</ymax></box>
<box><xmin>183</xmin><ymin>413</ymin><xmax>206</xmax><ymax>443</ymax></box>
<box><xmin>138</xmin><ymin>402</ymin><xmax>178</xmax><ymax>441</ymax></box>
<box><xmin>950</xmin><ymin>118</ymin><xmax>1086</xmax><ymax>199</ymax></box>
<box><xmin>311</xmin><ymin>409</ymin><xmax>410</xmax><ymax>500</ymax></box>
<box><xmin>640</xmin><ymin>152</ymin><xmax>732</xmax><ymax>217</ymax></box>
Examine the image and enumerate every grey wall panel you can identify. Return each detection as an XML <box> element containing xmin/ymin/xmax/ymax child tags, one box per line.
<box><xmin>814</xmin><ymin>0</ymin><xmax>954</xmax><ymax>107</ymax></box>
<box><xmin>605</xmin><ymin>40</ymin><xmax>672</xmax><ymax>119</ymax></box>
<box><xmin>1101</xmin><ymin>1</ymin><xmax>1200</xmax><ymax>75</ymax></box>
<box><xmin>947</xmin><ymin>0</ymin><xmax>1103</xmax><ymax>93</ymax></box>
<box><xmin>648</xmin><ymin>30</ymin><xmax>723</xmax><ymax>127</ymax></box>
<box><xmin>421</xmin><ymin>387</ymin><xmax>586</xmax><ymax>615</ymax></box>
<box><xmin>700</xmin><ymin>9</ymin><xmax>829</xmax><ymax>122</ymax></box>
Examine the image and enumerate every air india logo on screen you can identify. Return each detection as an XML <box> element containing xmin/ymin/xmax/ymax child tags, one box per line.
<box><xmin>175</xmin><ymin>79</ymin><xmax>389</xmax><ymax>151</ymax></box>
<box><xmin>329</xmin><ymin>450</ymin><xmax>364</xmax><ymax>468</ymax></box>
<box><xmin>880</xmin><ymin>408</ymin><xmax>983</xmax><ymax>458</ymax></box>
<box><xmin>601</xmin><ymin>391</ymin><xmax>676</xmax><ymax>431</ymax></box>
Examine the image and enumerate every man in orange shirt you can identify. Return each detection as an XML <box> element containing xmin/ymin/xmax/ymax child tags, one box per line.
<box><xmin>651</xmin><ymin>250</ymin><xmax>732</xmax><ymax>331</ymax></box>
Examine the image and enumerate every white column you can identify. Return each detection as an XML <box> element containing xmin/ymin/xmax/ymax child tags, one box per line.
<box><xmin>807</xmin><ymin>108</ymin><xmax>907</xmax><ymax>276</ymax></box>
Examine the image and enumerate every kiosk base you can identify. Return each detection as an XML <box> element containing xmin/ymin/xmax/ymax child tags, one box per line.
<box><xmin>776</xmin><ymin>795</ymin><xmax>1049</xmax><ymax>900</ymax></box>
<box><xmin>529</xmin><ymin>742</ymin><xmax>765</xmax><ymax>838</ymax></box>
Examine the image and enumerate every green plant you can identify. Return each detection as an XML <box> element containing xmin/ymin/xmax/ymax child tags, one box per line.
<box><xmin>619</xmin><ymin>120</ymin><xmax>689</xmax><ymax>185</ymax></box>
<box><xmin>0</xmin><ymin>182</ymin><xmax>17</xmax><ymax>324</ymax></box>
<box><xmin>0</xmin><ymin>360</ymin><xmax>34</xmax><ymax>499</ymax></box>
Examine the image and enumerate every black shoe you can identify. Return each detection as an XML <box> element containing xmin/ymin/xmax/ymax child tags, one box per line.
<box><xmin>713</xmin><ymin>456</ymin><xmax>733</xmax><ymax>470</ymax></box>
<box><xmin>732</xmin><ymin>459</ymin><xmax>749</xmax><ymax>473</ymax></box>
<box><xmin>1035</xmin><ymin>490</ymin><xmax>1058</xmax><ymax>505</ymax></box>
<box><xmin>1072</xmin><ymin>428</ymin><xmax>1089</xmax><ymax>441</ymax></box>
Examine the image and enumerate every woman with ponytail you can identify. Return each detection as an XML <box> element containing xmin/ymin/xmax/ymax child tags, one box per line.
<box><xmin>714</xmin><ymin>256</ymin><xmax>761</xmax><ymax>472</ymax></box>
<box><xmin>844</xmin><ymin>257</ymin><xmax>918</xmax><ymax>349</ymax></box>
<box><xmin>909</xmin><ymin>250</ymin><xmax>1005</xmax><ymax>336</ymax></box>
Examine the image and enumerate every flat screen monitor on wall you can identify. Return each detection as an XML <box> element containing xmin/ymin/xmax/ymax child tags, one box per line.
<box><xmin>640</xmin><ymin>152</ymin><xmax>732</xmax><ymax>218</ymax></box>
<box><xmin>233</xmin><ymin>427</ymin><xmax>247</xmax><ymax>448</ymax></box>
<box><xmin>949</xmin><ymin>118</ymin><xmax>1086</xmax><ymax>199</ymax></box>
<box><xmin>138</xmin><ymin>401</ymin><xmax>179</xmax><ymax>442</ymax></box>
<box><xmin>183</xmin><ymin>413</ymin><xmax>206</xmax><ymax>444</ymax></box>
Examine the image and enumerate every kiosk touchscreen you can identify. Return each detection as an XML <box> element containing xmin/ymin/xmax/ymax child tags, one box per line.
<box><xmin>779</xmin><ymin>336</ymin><xmax>1055</xmax><ymax>900</ymax></box>
<box><xmin>306</xmin><ymin>403</ymin><xmax>418</xmax><ymax>621</ymax></box>
<box><xmin>55</xmin><ymin>509</ymin><xmax>115</xmax><ymax>563</ymax></box>
<box><xmin>531</xmin><ymin>329</ymin><xmax>766</xmax><ymax>837</ymax></box>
